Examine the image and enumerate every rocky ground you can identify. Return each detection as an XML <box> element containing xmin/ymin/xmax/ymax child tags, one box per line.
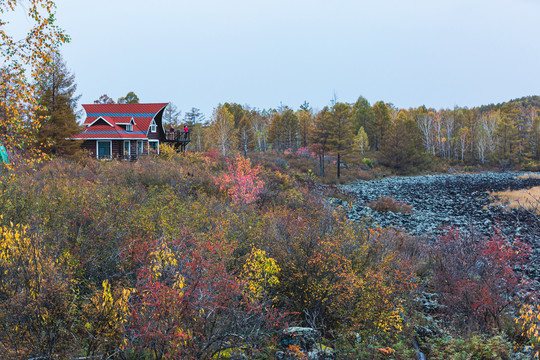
<box><xmin>334</xmin><ymin>172</ymin><xmax>540</xmax><ymax>278</ymax></box>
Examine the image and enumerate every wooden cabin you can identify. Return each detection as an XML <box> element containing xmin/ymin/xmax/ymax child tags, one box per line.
<box><xmin>72</xmin><ymin>103</ymin><xmax>190</xmax><ymax>159</ymax></box>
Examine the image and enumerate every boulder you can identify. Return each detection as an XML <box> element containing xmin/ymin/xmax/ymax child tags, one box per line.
<box><xmin>276</xmin><ymin>327</ymin><xmax>334</xmax><ymax>360</ymax></box>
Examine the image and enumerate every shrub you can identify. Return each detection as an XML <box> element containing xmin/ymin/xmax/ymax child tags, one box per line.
<box><xmin>430</xmin><ymin>228</ymin><xmax>529</xmax><ymax>333</ymax></box>
<box><xmin>274</xmin><ymin>157</ymin><xmax>290</xmax><ymax>170</ymax></box>
<box><xmin>367</xmin><ymin>196</ymin><xmax>413</xmax><ymax>213</ymax></box>
<box><xmin>363</xmin><ymin>158</ymin><xmax>374</xmax><ymax>168</ymax></box>
<box><xmin>215</xmin><ymin>154</ymin><xmax>265</xmax><ymax>205</ymax></box>
<box><xmin>428</xmin><ymin>334</ymin><xmax>512</xmax><ymax>360</ymax></box>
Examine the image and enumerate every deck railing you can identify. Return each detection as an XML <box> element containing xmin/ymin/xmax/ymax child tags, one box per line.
<box><xmin>166</xmin><ymin>130</ymin><xmax>190</xmax><ymax>142</ymax></box>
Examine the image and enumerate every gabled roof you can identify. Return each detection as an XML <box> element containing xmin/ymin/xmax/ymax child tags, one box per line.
<box><xmin>73</xmin><ymin>103</ymin><xmax>168</xmax><ymax>140</ymax></box>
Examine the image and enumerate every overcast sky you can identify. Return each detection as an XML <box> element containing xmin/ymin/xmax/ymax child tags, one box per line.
<box><xmin>7</xmin><ymin>0</ymin><xmax>540</xmax><ymax>119</ymax></box>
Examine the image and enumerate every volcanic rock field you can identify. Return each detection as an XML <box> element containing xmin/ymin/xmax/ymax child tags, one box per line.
<box><xmin>335</xmin><ymin>172</ymin><xmax>540</xmax><ymax>278</ymax></box>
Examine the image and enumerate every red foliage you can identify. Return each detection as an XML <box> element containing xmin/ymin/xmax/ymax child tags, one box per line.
<box><xmin>431</xmin><ymin>227</ymin><xmax>530</xmax><ymax>332</ymax></box>
<box><xmin>127</xmin><ymin>233</ymin><xmax>281</xmax><ymax>359</ymax></box>
<box><xmin>214</xmin><ymin>154</ymin><xmax>265</xmax><ymax>205</ymax></box>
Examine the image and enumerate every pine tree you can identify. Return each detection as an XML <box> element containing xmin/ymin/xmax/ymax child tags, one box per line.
<box><xmin>35</xmin><ymin>53</ymin><xmax>82</xmax><ymax>157</ymax></box>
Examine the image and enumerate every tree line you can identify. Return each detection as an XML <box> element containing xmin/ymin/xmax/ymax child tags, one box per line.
<box><xmin>10</xmin><ymin>51</ymin><xmax>540</xmax><ymax>176</ymax></box>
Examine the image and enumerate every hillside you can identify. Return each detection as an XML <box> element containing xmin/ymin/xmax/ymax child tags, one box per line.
<box><xmin>0</xmin><ymin>151</ymin><xmax>538</xmax><ymax>359</ymax></box>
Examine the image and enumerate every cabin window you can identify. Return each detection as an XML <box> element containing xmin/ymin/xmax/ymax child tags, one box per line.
<box><xmin>123</xmin><ymin>140</ymin><xmax>130</xmax><ymax>157</ymax></box>
<box><xmin>96</xmin><ymin>141</ymin><xmax>112</xmax><ymax>159</ymax></box>
<box><xmin>126</xmin><ymin>124</ymin><xmax>133</xmax><ymax>132</ymax></box>
<box><xmin>150</xmin><ymin>123</ymin><xmax>157</xmax><ymax>132</ymax></box>
<box><xmin>149</xmin><ymin>140</ymin><xmax>159</xmax><ymax>154</ymax></box>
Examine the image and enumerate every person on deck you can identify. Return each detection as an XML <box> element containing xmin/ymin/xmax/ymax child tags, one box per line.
<box><xmin>184</xmin><ymin>125</ymin><xmax>189</xmax><ymax>139</ymax></box>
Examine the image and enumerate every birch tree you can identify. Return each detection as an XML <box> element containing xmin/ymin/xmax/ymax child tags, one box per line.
<box><xmin>208</xmin><ymin>105</ymin><xmax>236</xmax><ymax>156</ymax></box>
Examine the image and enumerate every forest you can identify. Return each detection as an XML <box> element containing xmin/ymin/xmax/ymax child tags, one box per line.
<box><xmin>2</xmin><ymin>1</ymin><xmax>540</xmax><ymax>359</ymax></box>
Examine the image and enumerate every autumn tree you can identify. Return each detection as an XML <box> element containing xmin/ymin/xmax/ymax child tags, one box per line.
<box><xmin>184</xmin><ymin>107</ymin><xmax>206</xmax><ymax>151</ymax></box>
<box><xmin>0</xmin><ymin>0</ymin><xmax>70</xmax><ymax>166</ymax></box>
<box><xmin>353</xmin><ymin>126</ymin><xmax>369</xmax><ymax>155</ymax></box>
<box><xmin>372</xmin><ymin>101</ymin><xmax>392</xmax><ymax>151</ymax></box>
<box><xmin>310</xmin><ymin>107</ymin><xmax>331</xmax><ymax>176</ymax></box>
<box><xmin>117</xmin><ymin>91</ymin><xmax>139</xmax><ymax>104</ymax></box>
<box><xmin>208</xmin><ymin>104</ymin><xmax>237</xmax><ymax>156</ymax></box>
<box><xmin>238</xmin><ymin>111</ymin><xmax>256</xmax><ymax>156</ymax></box>
<box><xmin>380</xmin><ymin>110</ymin><xmax>423</xmax><ymax>172</ymax></box>
<box><xmin>252</xmin><ymin>109</ymin><xmax>270</xmax><ymax>151</ymax></box>
<box><xmin>297</xmin><ymin>107</ymin><xmax>313</xmax><ymax>148</ymax></box>
<box><xmin>94</xmin><ymin>94</ymin><xmax>115</xmax><ymax>104</ymax></box>
<box><xmin>326</xmin><ymin>102</ymin><xmax>353</xmax><ymax>178</ymax></box>
<box><xmin>413</xmin><ymin>106</ymin><xmax>436</xmax><ymax>155</ymax></box>
<box><xmin>352</xmin><ymin>96</ymin><xmax>375</xmax><ymax>142</ymax></box>
<box><xmin>476</xmin><ymin>110</ymin><xmax>500</xmax><ymax>164</ymax></box>
<box><xmin>268</xmin><ymin>108</ymin><xmax>299</xmax><ymax>151</ymax></box>
<box><xmin>34</xmin><ymin>53</ymin><xmax>82</xmax><ymax>157</ymax></box>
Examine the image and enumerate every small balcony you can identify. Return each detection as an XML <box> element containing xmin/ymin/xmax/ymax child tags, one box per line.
<box><xmin>163</xmin><ymin>130</ymin><xmax>190</xmax><ymax>151</ymax></box>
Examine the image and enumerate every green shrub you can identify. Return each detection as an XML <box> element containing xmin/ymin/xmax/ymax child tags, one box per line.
<box><xmin>362</xmin><ymin>158</ymin><xmax>374</xmax><ymax>168</ymax></box>
<box><xmin>428</xmin><ymin>334</ymin><xmax>512</xmax><ymax>360</ymax></box>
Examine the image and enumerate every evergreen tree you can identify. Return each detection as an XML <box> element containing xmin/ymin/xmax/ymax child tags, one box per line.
<box><xmin>35</xmin><ymin>53</ymin><xmax>82</xmax><ymax>157</ymax></box>
<box><xmin>184</xmin><ymin>107</ymin><xmax>206</xmax><ymax>126</ymax></box>
<box><xmin>352</xmin><ymin>96</ymin><xmax>375</xmax><ymax>141</ymax></box>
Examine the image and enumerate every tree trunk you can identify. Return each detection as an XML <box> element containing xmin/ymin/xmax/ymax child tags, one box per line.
<box><xmin>319</xmin><ymin>149</ymin><xmax>325</xmax><ymax>177</ymax></box>
<box><xmin>337</xmin><ymin>152</ymin><xmax>341</xmax><ymax>178</ymax></box>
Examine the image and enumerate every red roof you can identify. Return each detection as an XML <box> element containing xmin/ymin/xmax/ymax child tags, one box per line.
<box><xmin>73</xmin><ymin>103</ymin><xmax>168</xmax><ymax>140</ymax></box>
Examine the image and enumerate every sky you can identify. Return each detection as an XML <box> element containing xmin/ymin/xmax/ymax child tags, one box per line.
<box><xmin>6</xmin><ymin>0</ymin><xmax>540</xmax><ymax>120</ymax></box>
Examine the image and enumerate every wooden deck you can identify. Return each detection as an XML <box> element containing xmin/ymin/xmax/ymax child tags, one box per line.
<box><xmin>162</xmin><ymin>130</ymin><xmax>191</xmax><ymax>151</ymax></box>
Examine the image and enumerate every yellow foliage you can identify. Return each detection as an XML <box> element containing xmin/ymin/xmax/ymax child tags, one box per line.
<box><xmin>241</xmin><ymin>247</ymin><xmax>280</xmax><ymax>301</ymax></box>
<box><xmin>1</xmin><ymin>0</ymin><xmax>69</xmax><ymax>168</ymax></box>
<box><xmin>0</xmin><ymin>219</ymin><xmax>44</xmax><ymax>298</ymax></box>
<box><xmin>516</xmin><ymin>304</ymin><xmax>540</xmax><ymax>358</ymax></box>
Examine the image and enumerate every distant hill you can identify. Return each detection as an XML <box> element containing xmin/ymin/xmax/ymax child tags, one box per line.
<box><xmin>479</xmin><ymin>95</ymin><xmax>540</xmax><ymax>113</ymax></box>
